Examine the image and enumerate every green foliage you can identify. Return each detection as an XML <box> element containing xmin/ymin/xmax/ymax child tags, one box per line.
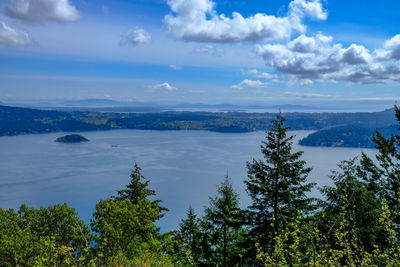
<box><xmin>116</xmin><ymin>162</ymin><xmax>168</xmax><ymax>218</ymax></box>
<box><xmin>202</xmin><ymin>175</ymin><xmax>246</xmax><ymax>266</ymax></box>
<box><xmin>245</xmin><ymin>114</ymin><xmax>316</xmax><ymax>252</ymax></box>
<box><xmin>102</xmin><ymin>250</ymin><xmax>177</xmax><ymax>267</ymax></box>
<box><xmin>169</xmin><ymin>207</ymin><xmax>204</xmax><ymax>265</ymax></box>
<box><xmin>0</xmin><ymin>204</ymin><xmax>94</xmax><ymax>266</ymax></box>
<box><xmin>367</xmin><ymin>105</ymin><xmax>400</xmax><ymax>224</ymax></box>
<box><xmin>0</xmin><ymin>208</ymin><xmax>52</xmax><ymax>266</ymax></box>
<box><xmin>320</xmin><ymin>158</ymin><xmax>383</xmax><ymax>251</ymax></box>
<box><xmin>256</xmin><ymin>194</ymin><xmax>400</xmax><ymax>266</ymax></box>
<box><xmin>91</xmin><ymin>163</ymin><xmax>167</xmax><ymax>262</ymax></box>
<box><xmin>91</xmin><ymin>196</ymin><xmax>162</xmax><ymax>260</ymax></box>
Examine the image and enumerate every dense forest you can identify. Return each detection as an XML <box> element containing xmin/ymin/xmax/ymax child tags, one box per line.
<box><xmin>299</xmin><ymin>124</ymin><xmax>398</xmax><ymax>148</ymax></box>
<box><xmin>0</xmin><ymin>105</ymin><xmax>398</xmax><ymax>148</ymax></box>
<box><xmin>2</xmin><ymin>107</ymin><xmax>400</xmax><ymax>266</ymax></box>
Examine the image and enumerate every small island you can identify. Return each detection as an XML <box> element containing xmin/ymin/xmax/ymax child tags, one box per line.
<box><xmin>55</xmin><ymin>134</ymin><xmax>89</xmax><ymax>143</ymax></box>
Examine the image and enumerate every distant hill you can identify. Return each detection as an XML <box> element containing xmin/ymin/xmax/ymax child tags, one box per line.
<box><xmin>299</xmin><ymin>125</ymin><xmax>398</xmax><ymax>148</ymax></box>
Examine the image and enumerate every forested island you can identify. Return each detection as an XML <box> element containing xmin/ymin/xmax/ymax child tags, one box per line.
<box><xmin>2</xmin><ymin>109</ymin><xmax>400</xmax><ymax>266</ymax></box>
<box><xmin>55</xmin><ymin>134</ymin><xmax>89</xmax><ymax>143</ymax></box>
<box><xmin>0</xmin><ymin>104</ymin><xmax>398</xmax><ymax>148</ymax></box>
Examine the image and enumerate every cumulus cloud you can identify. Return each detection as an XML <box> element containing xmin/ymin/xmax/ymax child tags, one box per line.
<box><xmin>376</xmin><ymin>34</ymin><xmax>400</xmax><ymax>60</ymax></box>
<box><xmin>242</xmin><ymin>69</ymin><xmax>277</xmax><ymax>80</ymax></box>
<box><xmin>120</xmin><ymin>27</ymin><xmax>151</xmax><ymax>46</ymax></box>
<box><xmin>257</xmin><ymin>33</ymin><xmax>400</xmax><ymax>84</ymax></box>
<box><xmin>164</xmin><ymin>0</ymin><xmax>326</xmax><ymax>43</ymax></box>
<box><xmin>288</xmin><ymin>0</ymin><xmax>327</xmax><ymax>20</ymax></box>
<box><xmin>0</xmin><ymin>21</ymin><xmax>33</xmax><ymax>46</ymax></box>
<box><xmin>5</xmin><ymin>0</ymin><xmax>80</xmax><ymax>22</ymax></box>
<box><xmin>152</xmin><ymin>82</ymin><xmax>178</xmax><ymax>91</ymax></box>
<box><xmin>232</xmin><ymin>79</ymin><xmax>268</xmax><ymax>89</ymax></box>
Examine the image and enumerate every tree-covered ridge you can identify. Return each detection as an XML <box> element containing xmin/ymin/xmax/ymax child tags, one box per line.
<box><xmin>0</xmin><ymin>104</ymin><xmax>398</xmax><ymax>148</ymax></box>
<box><xmin>299</xmin><ymin>124</ymin><xmax>399</xmax><ymax>148</ymax></box>
<box><xmin>3</xmin><ymin>109</ymin><xmax>400</xmax><ymax>265</ymax></box>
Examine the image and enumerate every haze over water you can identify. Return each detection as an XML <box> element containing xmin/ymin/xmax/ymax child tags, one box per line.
<box><xmin>0</xmin><ymin>130</ymin><xmax>376</xmax><ymax>231</ymax></box>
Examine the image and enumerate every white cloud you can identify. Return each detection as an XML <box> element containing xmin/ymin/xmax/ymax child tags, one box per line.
<box><xmin>243</xmin><ymin>69</ymin><xmax>277</xmax><ymax>80</ymax></box>
<box><xmin>120</xmin><ymin>27</ymin><xmax>151</xmax><ymax>46</ymax></box>
<box><xmin>152</xmin><ymin>82</ymin><xmax>178</xmax><ymax>91</ymax></box>
<box><xmin>6</xmin><ymin>0</ymin><xmax>80</xmax><ymax>22</ymax></box>
<box><xmin>0</xmin><ymin>21</ymin><xmax>33</xmax><ymax>46</ymax></box>
<box><xmin>257</xmin><ymin>33</ymin><xmax>400</xmax><ymax>84</ymax></box>
<box><xmin>164</xmin><ymin>0</ymin><xmax>326</xmax><ymax>43</ymax></box>
<box><xmin>288</xmin><ymin>0</ymin><xmax>327</xmax><ymax>20</ymax></box>
<box><xmin>232</xmin><ymin>79</ymin><xmax>268</xmax><ymax>89</ymax></box>
<box><xmin>377</xmin><ymin>34</ymin><xmax>400</xmax><ymax>60</ymax></box>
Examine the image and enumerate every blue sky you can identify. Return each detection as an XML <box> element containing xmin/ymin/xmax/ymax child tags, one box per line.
<box><xmin>0</xmin><ymin>0</ymin><xmax>399</xmax><ymax>107</ymax></box>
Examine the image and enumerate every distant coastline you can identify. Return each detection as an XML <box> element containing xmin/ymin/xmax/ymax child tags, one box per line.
<box><xmin>0</xmin><ymin>104</ymin><xmax>397</xmax><ymax>148</ymax></box>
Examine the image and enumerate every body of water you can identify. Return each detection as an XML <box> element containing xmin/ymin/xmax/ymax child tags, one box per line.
<box><xmin>0</xmin><ymin>130</ymin><xmax>376</xmax><ymax>231</ymax></box>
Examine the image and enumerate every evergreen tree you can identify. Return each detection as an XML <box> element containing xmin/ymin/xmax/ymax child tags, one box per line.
<box><xmin>202</xmin><ymin>175</ymin><xmax>245</xmax><ymax>267</ymax></box>
<box><xmin>245</xmin><ymin>114</ymin><xmax>315</xmax><ymax>251</ymax></box>
<box><xmin>92</xmin><ymin>162</ymin><xmax>167</xmax><ymax>260</ymax></box>
<box><xmin>170</xmin><ymin>207</ymin><xmax>203</xmax><ymax>265</ymax></box>
<box><xmin>359</xmin><ymin>105</ymin><xmax>400</xmax><ymax>225</ymax></box>
<box><xmin>320</xmin><ymin>158</ymin><xmax>383</xmax><ymax>251</ymax></box>
<box><xmin>116</xmin><ymin>161</ymin><xmax>168</xmax><ymax>218</ymax></box>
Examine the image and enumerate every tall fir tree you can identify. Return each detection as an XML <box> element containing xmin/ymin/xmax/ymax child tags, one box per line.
<box><xmin>245</xmin><ymin>114</ymin><xmax>315</xmax><ymax>251</ymax></box>
<box><xmin>202</xmin><ymin>175</ymin><xmax>245</xmax><ymax>267</ymax></box>
<box><xmin>116</xmin><ymin>162</ymin><xmax>168</xmax><ymax>218</ymax></box>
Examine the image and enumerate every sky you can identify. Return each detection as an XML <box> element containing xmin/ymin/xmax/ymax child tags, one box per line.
<box><xmin>0</xmin><ymin>0</ymin><xmax>400</xmax><ymax>108</ymax></box>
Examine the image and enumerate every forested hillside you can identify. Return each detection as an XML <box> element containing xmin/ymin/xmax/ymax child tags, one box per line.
<box><xmin>0</xmin><ymin>105</ymin><xmax>397</xmax><ymax>148</ymax></box>
<box><xmin>299</xmin><ymin>124</ymin><xmax>399</xmax><ymax>148</ymax></box>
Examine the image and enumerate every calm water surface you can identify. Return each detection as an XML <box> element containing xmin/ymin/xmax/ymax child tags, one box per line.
<box><xmin>0</xmin><ymin>130</ymin><xmax>376</xmax><ymax>231</ymax></box>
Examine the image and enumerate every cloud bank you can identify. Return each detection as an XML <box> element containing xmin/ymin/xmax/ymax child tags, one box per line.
<box><xmin>257</xmin><ymin>33</ymin><xmax>400</xmax><ymax>84</ymax></box>
<box><xmin>0</xmin><ymin>21</ymin><xmax>32</xmax><ymax>46</ymax></box>
<box><xmin>164</xmin><ymin>0</ymin><xmax>400</xmax><ymax>85</ymax></box>
<box><xmin>164</xmin><ymin>0</ymin><xmax>326</xmax><ymax>43</ymax></box>
<box><xmin>5</xmin><ymin>0</ymin><xmax>80</xmax><ymax>22</ymax></box>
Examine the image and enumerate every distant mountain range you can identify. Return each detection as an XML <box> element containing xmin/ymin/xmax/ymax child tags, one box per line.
<box><xmin>7</xmin><ymin>98</ymin><xmax>324</xmax><ymax>112</ymax></box>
